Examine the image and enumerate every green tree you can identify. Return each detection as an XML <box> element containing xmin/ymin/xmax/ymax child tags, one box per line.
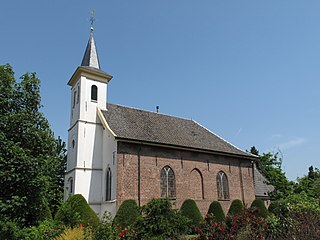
<box><xmin>250</xmin><ymin>147</ymin><xmax>292</xmax><ymax>200</ymax></box>
<box><xmin>0</xmin><ymin>64</ymin><xmax>66</xmax><ymax>227</ymax></box>
<box><xmin>294</xmin><ymin>166</ymin><xmax>320</xmax><ymax>199</ymax></box>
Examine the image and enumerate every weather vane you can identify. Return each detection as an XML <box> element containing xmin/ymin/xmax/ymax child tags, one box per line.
<box><xmin>90</xmin><ymin>9</ymin><xmax>95</xmax><ymax>31</ymax></box>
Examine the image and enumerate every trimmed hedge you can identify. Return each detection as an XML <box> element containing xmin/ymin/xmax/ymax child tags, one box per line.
<box><xmin>227</xmin><ymin>199</ymin><xmax>244</xmax><ymax>216</ymax></box>
<box><xmin>207</xmin><ymin>201</ymin><xmax>225</xmax><ymax>222</ymax></box>
<box><xmin>180</xmin><ymin>199</ymin><xmax>203</xmax><ymax>226</ymax></box>
<box><xmin>113</xmin><ymin>199</ymin><xmax>140</xmax><ymax>228</ymax></box>
<box><xmin>55</xmin><ymin>194</ymin><xmax>99</xmax><ymax>227</ymax></box>
<box><xmin>251</xmin><ymin>199</ymin><xmax>268</xmax><ymax>218</ymax></box>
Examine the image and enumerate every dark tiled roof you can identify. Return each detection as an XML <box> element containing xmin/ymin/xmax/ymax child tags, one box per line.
<box><xmin>254</xmin><ymin>168</ymin><xmax>275</xmax><ymax>198</ymax></box>
<box><xmin>102</xmin><ymin>104</ymin><xmax>255</xmax><ymax>158</ymax></box>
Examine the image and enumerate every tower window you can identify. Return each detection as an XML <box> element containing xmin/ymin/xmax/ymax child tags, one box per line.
<box><xmin>77</xmin><ymin>86</ymin><xmax>80</xmax><ymax>103</ymax></box>
<box><xmin>106</xmin><ymin>168</ymin><xmax>112</xmax><ymax>201</ymax></box>
<box><xmin>68</xmin><ymin>177</ymin><xmax>74</xmax><ymax>195</ymax></box>
<box><xmin>73</xmin><ymin>91</ymin><xmax>77</xmax><ymax>108</ymax></box>
<box><xmin>91</xmin><ymin>85</ymin><xmax>98</xmax><ymax>101</ymax></box>
<box><xmin>160</xmin><ymin>166</ymin><xmax>176</xmax><ymax>199</ymax></box>
<box><xmin>217</xmin><ymin>171</ymin><xmax>229</xmax><ymax>200</ymax></box>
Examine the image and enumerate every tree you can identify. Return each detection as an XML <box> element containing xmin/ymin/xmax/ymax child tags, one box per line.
<box><xmin>0</xmin><ymin>64</ymin><xmax>66</xmax><ymax>227</ymax></box>
<box><xmin>250</xmin><ymin>147</ymin><xmax>292</xmax><ymax>200</ymax></box>
<box><xmin>294</xmin><ymin>166</ymin><xmax>320</xmax><ymax>199</ymax></box>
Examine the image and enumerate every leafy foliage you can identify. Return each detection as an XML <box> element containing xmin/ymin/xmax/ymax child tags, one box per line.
<box><xmin>196</xmin><ymin>208</ymin><xmax>268</xmax><ymax>240</ymax></box>
<box><xmin>55</xmin><ymin>194</ymin><xmax>99</xmax><ymax>228</ymax></box>
<box><xmin>180</xmin><ymin>199</ymin><xmax>203</xmax><ymax>227</ymax></box>
<box><xmin>250</xmin><ymin>147</ymin><xmax>292</xmax><ymax>200</ymax></box>
<box><xmin>134</xmin><ymin>198</ymin><xmax>190</xmax><ymax>240</ymax></box>
<box><xmin>0</xmin><ymin>64</ymin><xmax>66</xmax><ymax>227</ymax></box>
<box><xmin>0</xmin><ymin>218</ymin><xmax>20</xmax><ymax>240</ymax></box>
<box><xmin>113</xmin><ymin>199</ymin><xmax>140</xmax><ymax>228</ymax></box>
<box><xmin>93</xmin><ymin>212</ymin><xmax>114</xmax><ymax>240</ymax></box>
<box><xmin>227</xmin><ymin>199</ymin><xmax>244</xmax><ymax>216</ymax></box>
<box><xmin>294</xmin><ymin>166</ymin><xmax>320</xmax><ymax>199</ymax></box>
<box><xmin>250</xmin><ymin>199</ymin><xmax>268</xmax><ymax>218</ymax></box>
<box><xmin>207</xmin><ymin>201</ymin><xmax>225</xmax><ymax>222</ymax></box>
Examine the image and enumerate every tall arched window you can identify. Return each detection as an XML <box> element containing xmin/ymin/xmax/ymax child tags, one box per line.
<box><xmin>106</xmin><ymin>168</ymin><xmax>112</xmax><ymax>201</ymax></box>
<box><xmin>160</xmin><ymin>166</ymin><xmax>176</xmax><ymax>199</ymax></box>
<box><xmin>91</xmin><ymin>85</ymin><xmax>98</xmax><ymax>101</ymax></box>
<box><xmin>217</xmin><ymin>171</ymin><xmax>229</xmax><ymax>200</ymax></box>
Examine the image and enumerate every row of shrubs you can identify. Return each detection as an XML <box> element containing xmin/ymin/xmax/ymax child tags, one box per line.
<box><xmin>0</xmin><ymin>195</ymin><xmax>284</xmax><ymax>240</ymax></box>
<box><xmin>0</xmin><ymin>194</ymin><xmax>268</xmax><ymax>239</ymax></box>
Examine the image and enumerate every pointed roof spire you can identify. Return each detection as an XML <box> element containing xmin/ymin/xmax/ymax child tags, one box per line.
<box><xmin>81</xmin><ymin>10</ymin><xmax>100</xmax><ymax>69</ymax></box>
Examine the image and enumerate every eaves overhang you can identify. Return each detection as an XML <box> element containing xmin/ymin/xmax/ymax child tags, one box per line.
<box><xmin>114</xmin><ymin>137</ymin><xmax>259</xmax><ymax>161</ymax></box>
<box><xmin>68</xmin><ymin>66</ymin><xmax>113</xmax><ymax>86</ymax></box>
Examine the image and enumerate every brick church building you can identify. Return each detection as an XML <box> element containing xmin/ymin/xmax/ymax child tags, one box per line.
<box><xmin>64</xmin><ymin>27</ymin><xmax>269</xmax><ymax>217</ymax></box>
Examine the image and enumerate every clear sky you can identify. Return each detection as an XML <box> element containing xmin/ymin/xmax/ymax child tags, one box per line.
<box><xmin>1</xmin><ymin>1</ymin><xmax>320</xmax><ymax>181</ymax></box>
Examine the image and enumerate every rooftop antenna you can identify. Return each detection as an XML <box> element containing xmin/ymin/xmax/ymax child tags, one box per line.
<box><xmin>156</xmin><ymin>106</ymin><xmax>159</xmax><ymax>113</ymax></box>
<box><xmin>90</xmin><ymin>9</ymin><xmax>95</xmax><ymax>32</ymax></box>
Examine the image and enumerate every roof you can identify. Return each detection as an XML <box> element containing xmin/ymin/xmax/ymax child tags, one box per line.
<box><xmin>254</xmin><ymin>168</ymin><xmax>275</xmax><ymax>198</ymax></box>
<box><xmin>102</xmin><ymin>104</ymin><xmax>256</xmax><ymax>159</ymax></box>
<box><xmin>81</xmin><ymin>30</ymin><xmax>100</xmax><ymax>69</ymax></box>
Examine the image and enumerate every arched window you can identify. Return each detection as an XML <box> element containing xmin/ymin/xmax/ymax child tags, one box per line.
<box><xmin>91</xmin><ymin>85</ymin><xmax>98</xmax><ymax>101</ymax></box>
<box><xmin>68</xmin><ymin>177</ymin><xmax>73</xmax><ymax>195</ymax></box>
<box><xmin>217</xmin><ymin>171</ymin><xmax>229</xmax><ymax>200</ymax></box>
<box><xmin>160</xmin><ymin>166</ymin><xmax>176</xmax><ymax>199</ymax></box>
<box><xmin>106</xmin><ymin>168</ymin><xmax>112</xmax><ymax>201</ymax></box>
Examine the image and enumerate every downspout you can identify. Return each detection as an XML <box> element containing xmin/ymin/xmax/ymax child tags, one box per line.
<box><xmin>252</xmin><ymin>161</ymin><xmax>255</xmax><ymax>192</ymax></box>
<box><xmin>238</xmin><ymin>160</ymin><xmax>245</xmax><ymax>203</ymax></box>
<box><xmin>138</xmin><ymin>145</ymin><xmax>141</xmax><ymax>207</ymax></box>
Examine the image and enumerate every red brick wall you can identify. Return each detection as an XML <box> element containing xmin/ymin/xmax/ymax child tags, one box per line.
<box><xmin>116</xmin><ymin>142</ymin><xmax>255</xmax><ymax>215</ymax></box>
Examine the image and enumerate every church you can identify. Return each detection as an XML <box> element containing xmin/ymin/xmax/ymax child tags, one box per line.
<box><xmin>64</xmin><ymin>27</ymin><xmax>270</xmax><ymax>217</ymax></box>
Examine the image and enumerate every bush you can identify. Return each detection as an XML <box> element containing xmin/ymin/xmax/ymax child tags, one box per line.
<box><xmin>0</xmin><ymin>220</ymin><xmax>20</xmax><ymax>240</ymax></box>
<box><xmin>197</xmin><ymin>208</ymin><xmax>268</xmax><ymax>239</ymax></box>
<box><xmin>56</xmin><ymin>227</ymin><xmax>84</xmax><ymax>240</ymax></box>
<box><xmin>55</xmin><ymin>194</ymin><xmax>99</xmax><ymax>228</ymax></box>
<box><xmin>251</xmin><ymin>199</ymin><xmax>268</xmax><ymax>218</ymax></box>
<box><xmin>134</xmin><ymin>198</ymin><xmax>190</xmax><ymax>239</ymax></box>
<box><xmin>113</xmin><ymin>199</ymin><xmax>140</xmax><ymax>228</ymax></box>
<box><xmin>227</xmin><ymin>199</ymin><xmax>244</xmax><ymax>216</ymax></box>
<box><xmin>180</xmin><ymin>199</ymin><xmax>203</xmax><ymax>227</ymax></box>
<box><xmin>207</xmin><ymin>201</ymin><xmax>225</xmax><ymax>222</ymax></box>
<box><xmin>38</xmin><ymin>200</ymin><xmax>53</xmax><ymax>222</ymax></box>
<box><xmin>93</xmin><ymin>212</ymin><xmax>114</xmax><ymax>240</ymax></box>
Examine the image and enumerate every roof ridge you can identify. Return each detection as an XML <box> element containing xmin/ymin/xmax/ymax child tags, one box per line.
<box><xmin>107</xmin><ymin>103</ymin><xmax>194</xmax><ymax>122</ymax></box>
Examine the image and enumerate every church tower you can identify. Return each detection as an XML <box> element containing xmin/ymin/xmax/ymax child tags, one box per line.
<box><xmin>65</xmin><ymin>25</ymin><xmax>115</xmax><ymax>216</ymax></box>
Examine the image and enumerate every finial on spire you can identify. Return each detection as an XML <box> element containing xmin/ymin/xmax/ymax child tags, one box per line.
<box><xmin>90</xmin><ymin>9</ymin><xmax>95</xmax><ymax>32</ymax></box>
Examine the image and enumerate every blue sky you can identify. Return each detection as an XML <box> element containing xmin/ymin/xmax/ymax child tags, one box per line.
<box><xmin>1</xmin><ymin>1</ymin><xmax>320</xmax><ymax>180</ymax></box>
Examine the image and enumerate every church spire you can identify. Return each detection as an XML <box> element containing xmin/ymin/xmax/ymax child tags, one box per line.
<box><xmin>81</xmin><ymin>11</ymin><xmax>100</xmax><ymax>69</ymax></box>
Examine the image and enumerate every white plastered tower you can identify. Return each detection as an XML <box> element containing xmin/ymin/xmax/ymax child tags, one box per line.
<box><xmin>64</xmin><ymin>27</ymin><xmax>117</xmax><ymax>217</ymax></box>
